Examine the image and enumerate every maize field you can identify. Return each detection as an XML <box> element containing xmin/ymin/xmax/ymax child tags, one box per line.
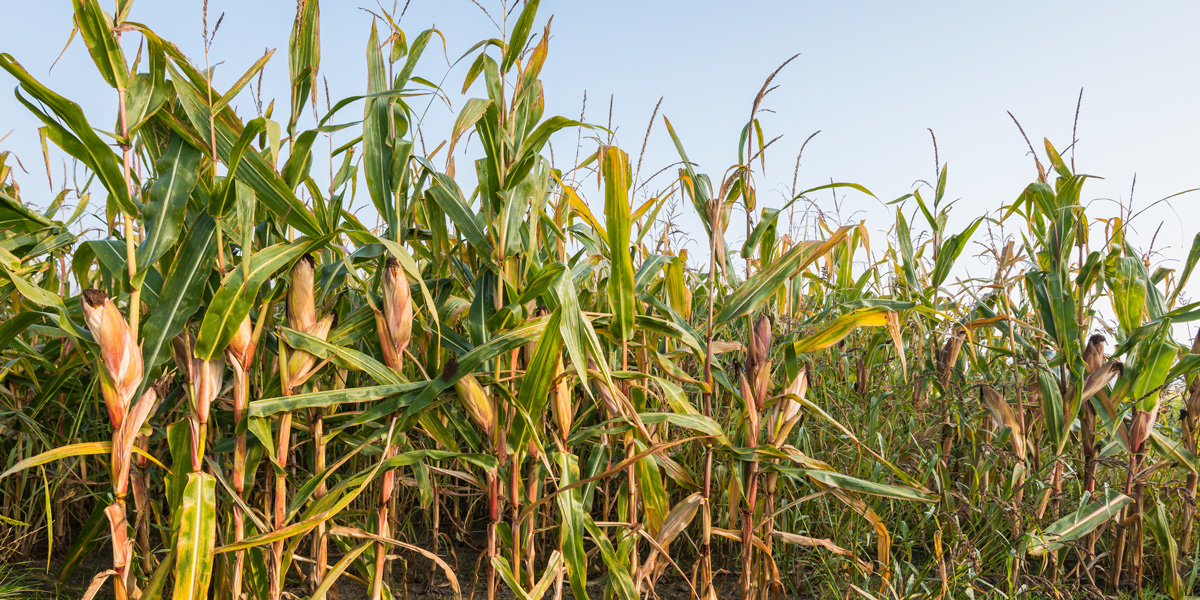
<box><xmin>1</xmin><ymin>1</ymin><xmax>1199</xmax><ymax>599</ymax></box>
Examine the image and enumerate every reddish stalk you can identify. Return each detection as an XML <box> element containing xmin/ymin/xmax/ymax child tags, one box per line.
<box><xmin>698</xmin><ymin>201</ymin><xmax>721</xmax><ymax>600</ymax></box>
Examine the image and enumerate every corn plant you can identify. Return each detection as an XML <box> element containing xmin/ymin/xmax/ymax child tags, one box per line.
<box><xmin>3</xmin><ymin>2</ymin><xmax>1200</xmax><ymax>600</ymax></box>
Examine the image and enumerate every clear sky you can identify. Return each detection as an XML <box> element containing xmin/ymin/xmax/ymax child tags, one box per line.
<box><xmin>2</xmin><ymin>1</ymin><xmax>1199</xmax><ymax>303</ymax></box>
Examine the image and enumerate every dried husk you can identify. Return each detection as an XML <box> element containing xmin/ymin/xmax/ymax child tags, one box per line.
<box><xmin>1083</xmin><ymin>334</ymin><xmax>1106</xmax><ymax>373</ymax></box>
<box><xmin>81</xmin><ymin>289</ymin><xmax>142</xmax><ymax>429</ymax></box>
<box><xmin>381</xmin><ymin>257</ymin><xmax>413</xmax><ymax>361</ymax></box>
<box><xmin>227</xmin><ymin>315</ymin><xmax>257</xmax><ymax>371</ymax></box>
<box><xmin>937</xmin><ymin>328</ymin><xmax>967</xmax><ymax>385</ymax></box>
<box><xmin>171</xmin><ymin>330</ymin><xmax>225</xmax><ymax>426</ymax></box>
<box><xmin>288</xmin><ymin>254</ymin><xmax>317</xmax><ymax>333</ymax></box>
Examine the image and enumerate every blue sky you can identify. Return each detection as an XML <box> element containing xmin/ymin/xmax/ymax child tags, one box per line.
<box><xmin>2</xmin><ymin>1</ymin><xmax>1199</xmax><ymax>305</ymax></box>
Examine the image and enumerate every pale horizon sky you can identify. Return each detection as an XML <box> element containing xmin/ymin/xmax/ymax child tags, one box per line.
<box><xmin>2</xmin><ymin>1</ymin><xmax>1199</xmax><ymax>312</ymax></box>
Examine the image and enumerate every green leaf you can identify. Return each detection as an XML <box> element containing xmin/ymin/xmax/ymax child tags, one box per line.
<box><xmin>250</xmin><ymin>382</ymin><xmax>421</xmax><ymax>418</ymax></box>
<box><xmin>895</xmin><ymin>208</ymin><xmax>919</xmax><ymax>288</ymax></box>
<box><xmin>1026</xmin><ymin>489</ymin><xmax>1131</xmax><ymax>556</ymax></box>
<box><xmin>246</xmin><ymin>417</ymin><xmax>276</xmax><ymax>466</ymax></box>
<box><xmin>1165</xmin><ymin>354</ymin><xmax>1200</xmax><ymax>391</ymax></box>
<box><xmin>583</xmin><ymin>516</ymin><xmax>638</xmax><ymax>600</ymax></box>
<box><xmin>210</xmin><ymin>118</ymin><xmax>266</xmax><ymax>217</ymax></box>
<box><xmin>280</xmin><ymin>327</ymin><xmax>402</xmax><ymax>385</ymax></box>
<box><xmin>0</xmin><ymin>54</ymin><xmax>134</xmax><ymax>215</ymax></box>
<box><xmin>501</xmin><ymin>0</ymin><xmax>540</xmax><ymax>74</ymax></box>
<box><xmin>0</xmin><ymin>312</ymin><xmax>41</xmax><ymax>353</ymax></box>
<box><xmin>288</xmin><ymin>0</ymin><xmax>320</xmax><ymax>131</ymax></box>
<box><xmin>363</xmin><ymin>22</ymin><xmax>396</xmax><ymax>233</ymax></box>
<box><xmin>1150</xmin><ymin>430</ymin><xmax>1199</xmax><ymax>474</ymax></box>
<box><xmin>141</xmin><ymin>214</ymin><xmax>218</xmax><ymax>371</ymax></box>
<box><xmin>165</xmin><ymin>419</ymin><xmax>191</xmax><ymax>530</ymax></box>
<box><xmin>492</xmin><ymin>555</ymin><xmax>535</xmax><ymax>600</ymax></box>
<box><xmin>556</xmin><ymin>453</ymin><xmax>588</xmax><ymax>600</ymax></box>
<box><xmin>603</xmin><ymin>146</ymin><xmax>637</xmax><ymax>341</ymax></box>
<box><xmin>451</xmin><ymin>98</ymin><xmax>492</xmax><ymax>151</ymax></box>
<box><xmin>662</xmin><ymin>117</ymin><xmax>713</xmax><ymax>236</ymax></box>
<box><xmin>508</xmin><ymin>116</ymin><xmax>581</xmax><ymax>186</ymax></box>
<box><xmin>357</xmin><ymin>318</ymin><xmax>550</xmax><ymax>431</ymax></box>
<box><xmin>1113</xmin><ymin>257</ymin><xmax>1148</xmax><ymax>334</ymax></box>
<box><xmin>512</xmin><ymin>309</ymin><xmax>563</xmax><ymax>450</ymax></box>
<box><xmin>282</xmin><ymin>129</ymin><xmax>318</xmax><ymax>191</ymax></box>
<box><xmin>163</xmin><ymin>60</ymin><xmax>321</xmax><ymax>236</ymax></box>
<box><xmin>195</xmin><ymin>235</ymin><xmax>330</xmax><ymax>359</ymax></box>
<box><xmin>1036</xmin><ymin>362</ymin><xmax>1067</xmax><ymax>454</ymax></box>
<box><xmin>1132</xmin><ymin>324</ymin><xmax>1178</xmax><ymax>412</ymax></box>
<box><xmin>1147</xmin><ymin>500</ymin><xmax>1184</xmax><ymax>599</ymax></box>
<box><xmin>426</xmin><ymin>170</ymin><xmax>494</xmax><ymax>257</ymax></box>
<box><xmin>71</xmin><ymin>0</ymin><xmax>127</xmax><ymax>89</ymax></box>
<box><xmin>137</xmin><ymin>136</ymin><xmax>202</xmax><ymax>274</ymax></box>
<box><xmin>930</xmin><ymin>217</ymin><xmax>982</xmax><ymax>288</ymax></box>
<box><xmin>172</xmin><ymin>472</ymin><xmax>217</xmax><ymax>600</ymax></box>
<box><xmin>0</xmin><ymin>191</ymin><xmax>56</xmax><ymax>232</ymax></box>
<box><xmin>636</xmin><ymin>447</ymin><xmax>669</xmax><ymax>532</ymax></box>
<box><xmin>801</xmin><ymin>468</ymin><xmax>936</xmax><ymax>503</ymax></box>
<box><xmin>395</xmin><ymin>28</ymin><xmax>434</xmax><ymax>90</ymax></box>
<box><xmin>743</xmin><ymin>207</ymin><xmax>780</xmax><ymax>259</ymax></box>
<box><xmin>125</xmin><ymin>49</ymin><xmax>168</xmax><ymax>133</ymax></box>
<box><xmin>716</xmin><ymin>225</ymin><xmax>858</xmax><ymax>324</ymax></box>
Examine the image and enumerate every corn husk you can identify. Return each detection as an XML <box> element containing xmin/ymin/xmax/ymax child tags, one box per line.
<box><xmin>753</xmin><ymin>358</ymin><xmax>771</xmax><ymax>410</ymax></box>
<box><xmin>80</xmin><ymin>289</ymin><xmax>142</xmax><ymax>430</ymax></box>
<box><xmin>454</xmin><ymin>373</ymin><xmax>494</xmax><ymax>436</ymax></box>
<box><xmin>171</xmin><ymin>330</ymin><xmax>225</xmax><ymax>426</ymax></box>
<box><xmin>1083</xmin><ymin>334</ymin><xmax>1106</xmax><ymax>373</ymax></box>
<box><xmin>551</xmin><ymin>355</ymin><xmax>573</xmax><ymax>438</ymax></box>
<box><xmin>780</xmin><ymin>367</ymin><xmax>807</xmax><ymax>424</ymax></box>
<box><xmin>376</xmin><ymin>257</ymin><xmax>413</xmax><ymax>370</ymax></box>
<box><xmin>1130</xmin><ymin>405</ymin><xmax>1160</xmax><ymax>453</ymax></box>
<box><xmin>750</xmin><ymin>314</ymin><xmax>771</xmax><ymax>370</ymax></box>
<box><xmin>740</xmin><ymin>373</ymin><xmax>760</xmax><ymax>434</ymax></box>
<box><xmin>1081</xmin><ymin>361</ymin><xmax>1123</xmax><ymax>401</ymax></box>
<box><xmin>937</xmin><ymin>328</ymin><xmax>966</xmax><ymax>385</ymax></box>
<box><xmin>287</xmin><ymin>313</ymin><xmax>335</xmax><ymax>386</ymax></box>
<box><xmin>288</xmin><ymin>254</ymin><xmax>317</xmax><ymax>333</ymax></box>
<box><xmin>227</xmin><ymin>315</ymin><xmax>257</xmax><ymax>371</ymax></box>
<box><xmin>773</xmin><ymin>367</ymin><xmax>808</xmax><ymax>445</ymax></box>
<box><xmin>284</xmin><ymin>254</ymin><xmax>336</xmax><ymax>388</ymax></box>
<box><xmin>981</xmin><ymin>385</ymin><xmax>1025</xmax><ymax>460</ymax></box>
<box><xmin>587</xmin><ymin>359</ymin><xmax>622</xmax><ymax>418</ymax></box>
<box><xmin>382</xmin><ymin>257</ymin><xmax>413</xmax><ymax>356</ymax></box>
<box><xmin>111</xmin><ymin>387</ymin><xmax>158</xmax><ymax>498</ymax></box>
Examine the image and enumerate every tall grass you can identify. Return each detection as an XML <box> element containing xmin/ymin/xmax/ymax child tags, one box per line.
<box><xmin>1</xmin><ymin>1</ymin><xmax>1199</xmax><ymax>599</ymax></box>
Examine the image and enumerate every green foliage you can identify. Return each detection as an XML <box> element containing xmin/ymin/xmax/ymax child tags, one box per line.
<box><xmin>0</xmin><ymin>3</ymin><xmax>1198</xmax><ymax>600</ymax></box>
